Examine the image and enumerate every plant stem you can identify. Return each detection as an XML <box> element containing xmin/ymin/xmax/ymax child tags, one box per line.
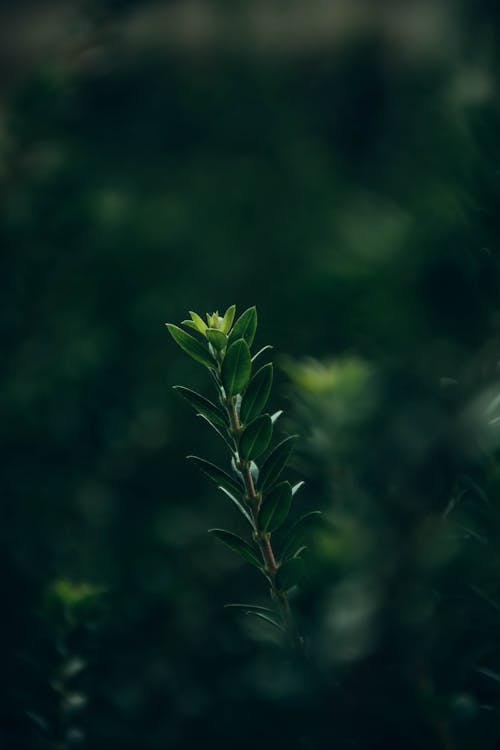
<box><xmin>225</xmin><ymin>394</ymin><xmax>301</xmax><ymax>648</ymax></box>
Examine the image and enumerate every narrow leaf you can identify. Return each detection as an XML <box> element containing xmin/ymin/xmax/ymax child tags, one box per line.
<box><xmin>209</xmin><ymin>529</ymin><xmax>262</xmax><ymax>568</ymax></box>
<box><xmin>228</xmin><ymin>306</ymin><xmax>257</xmax><ymax>347</ymax></box>
<box><xmin>218</xmin><ymin>486</ymin><xmax>254</xmax><ymax>528</ymax></box>
<box><xmin>181</xmin><ymin>319</ymin><xmax>199</xmax><ymax>331</ymax></box>
<box><xmin>240</xmin><ymin>415</ymin><xmax>273</xmax><ymax>460</ymax></box>
<box><xmin>276</xmin><ymin>557</ymin><xmax>305</xmax><ymax>592</ymax></box>
<box><xmin>224</xmin><ymin>603</ymin><xmax>275</xmax><ymax>614</ymax></box>
<box><xmin>221</xmin><ymin>338</ymin><xmax>251</xmax><ymax>397</ymax></box>
<box><xmin>206</xmin><ymin>328</ymin><xmax>227</xmax><ymax>351</ymax></box>
<box><xmin>196</xmin><ymin>414</ymin><xmax>233</xmax><ymax>449</ymax></box>
<box><xmin>189</xmin><ymin>311</ymin><xmax>208</xmax><ymax>333</ymax></box>
<box><xmin>245</xmin><ymin>611</ymin><xmax>285</xmax><ymax>632</ymax></box>
<box><xmin>292</xmin><ymin>481</ymin><xmax>305</xmax><ymax>496</ymax></box>
<box><xmin>188</xmin><ymin>456</ymin><xmax>242</xmax><ymax>497</ymax></box>
<box><xmin>260</xmin><ymin>481</ymin><xmax>292</xmax><ymax>533</ymax></box>
<box><xmin>252</xmin><ymin>345</ymin><xmax>273</xmax><ymax>363</ymax></box>
<box><xmin>249</xmin><ymin>460</ymin><xmax>259</xmax><ymax>485</ymax></box>
<box><xmin>166</xmin><ymin>324</ymin><xmax>216</xmax><ymax>370</ymax></box>
<box><xmin>271</xmin><ymin>410</ymin><xmax>283</xmax><ymax>424</ymax></box>
<box><xmin>173</xmin><ymin>386</ymin><xmax>227</xmax><ymax>428</ymax></box>
<box><xmin>476</xmin><ymin>667</ymin><xmax>500</xmax><ymax>687</ymax></box>
<box><xmin>258</xmin><ymin>435</ymin><xmax>298</xmax><ymax>490</ymax></box>
<box><xmin>221</xmin><ymin>304</ymin><xmax>236</xmax><ymax>334</ymax></box>
<box><xmin>280</xmin><ymin>511</ymin><xmax>322</xmax><ymax>562</ymax></box>
<box><xmin>240</xmin><ymin>363</ymin><xmax>273</xmax><ymax>424</ymax></box>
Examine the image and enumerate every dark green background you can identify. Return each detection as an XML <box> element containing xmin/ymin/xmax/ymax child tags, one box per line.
<box><xmin>2</xmin><ymin>2</ymin><xmax>500</xmax><ymax>748</ymax></box>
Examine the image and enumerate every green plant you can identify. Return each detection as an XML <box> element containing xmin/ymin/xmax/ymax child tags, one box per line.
<box><xmin>166</xmin><ymin>306</ymin><xmax>320</xmax><ymax>649</ymax></box>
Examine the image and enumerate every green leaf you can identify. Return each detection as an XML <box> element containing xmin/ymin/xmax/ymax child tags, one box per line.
<box><xmin>240</xmin><ymin>364</ymin><xmax>273</xmax><ymax>424</ymax></box>
<box><xmin>218</xmin><ymin>486</ymin><xmax>254</xmax><ymax>528</ymax></box>
<box><xmin>181</xmin><ymin>319</ymin><xmax>199</xmax><ymax>332</ymax></box>
<box><xmin>292</xmin><ymin>481</ymin><xmax>305</xmax><ymax>496</ymax></box>
<box><xmin>196</xmin><ymin>414</ymin><xmax>233</xmax><ymax>449</ymax></box>
<box><xmin>173</xmin><ymin>386</ymin><xmax>226</xmax><ymax>428</ymax></box>
<box><xmin>206</xmin><ymin>328</ymin><xmax>227</xmax><ymax>351</ymax></box>
<box><xmin>240</xmin><ymin>415</ymin><xmax>273</xmax><ymax>460</ymax></box>
<box><xmin>189</xmin><ymin>310</ymin><xmax>208</xmax><ymax>334</ymax></box>
<box><xmin>224</xmin><ymin>603</ymin><xmax>275</xmax><ymax>614</ymax></box>
<box><xmin>249</xmin><ymin>460</ymin><xmax>259</xmax><ymax>485</ymax></box>
<box><xmin>251</xmin><ymin>345</ymin><xmax>273</xmax><ymax>363</ymax></box>
<box><xmin>276</xmin><ymin>557</ymin><xmax>305</xmax><ymax>592</ymax></box>
<box><xmin>260</xmin><ymin>481</ymin><xmax>292</xmax><ymax>533</ymax></box>
<box><xmin>245</xmin><ymin>611</ymin><xmax>285</xmax><ymax>632</ymax></box>
<box><xmin>221</xmin><ymin>339</ymin><xmax>251</xmax><ymax>397</ymax></box>
<box><xmin>187</xmin><ymin>456</ymin><xmax>242</xmax><ymax>497</ymax></box>
<box><xmin>271</xmin><ymin>410</ymin><xmax>283</xmax><ymax>424</ymax></box>
<box><xmin>166</xmin><ymin>324</ymin><xmax>216</xmax><ymax>370</ymax></box>
<box><xmin>280</xmin><ymin>511</ymin><xmax>322</xmax><ymax>562</ymax></box>
<box><xmin>221</xmin><ymin>304</ymin><xmax>236</xmax><ymax>334</ymax></box>
<box><xmin>228</xmin><ymin>306</ymin><xmax>257</xmax><ymax>347</ymax></box>
<box><xmin>476</xmin><ymin>667</ymin><xmax>500</xmax><ymax>687</ymax></box>
<box><xmin>209</xmin><ymin>529</ymin><xmax>262</xmax><ymax>568</ymax></box>
<box><xmin>258</xmin><ymin>435</ymin><xmax>298</xmax><ymax>490</ymax></box>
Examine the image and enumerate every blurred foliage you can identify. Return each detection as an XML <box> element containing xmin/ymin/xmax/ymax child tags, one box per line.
<box><xmin>2</xmin><ymin>1</ymin><xmax>500</xmax><ymax>748</ymax></box>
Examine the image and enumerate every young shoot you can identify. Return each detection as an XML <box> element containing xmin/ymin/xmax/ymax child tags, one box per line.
<box><xmin>166</xmin><ymin>306</ymin><xmax>319</xmax><ymax>648</ymax></box>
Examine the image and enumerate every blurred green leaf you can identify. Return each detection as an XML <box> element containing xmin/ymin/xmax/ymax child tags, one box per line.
<box><xmin>280</xmin><ymin>511</ymin><xmax>322</xmax><ymax>562</ymax></box>
<box><xmin>245</xmin><ymin>610</ymin><xmax>285</xmax><ymax>632</ymax></box>
<box><xmin>276</xmin><ymin>557</ymin><xmax>305</xmax><ymax>592</ymax></box>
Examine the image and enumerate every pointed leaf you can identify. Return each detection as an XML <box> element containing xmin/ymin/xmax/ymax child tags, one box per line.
<box><xmin>166</xmin><ymin>324</ymin><xmax>216</xmax><ymax>369</ymax></box>
<box><xmin>221</xmin><ymin>304</ymin><xmax>236</xmax><ymax>334</ymax></box>
<box><xmin>196</xmin><ymin>414</ymin><xmax>233</xmax><ymax>449</ymax></box>
<box><xmin>188</xmin><ymin>456</ymin><xmax>242</xmax><ymax>497</ymax></box>
<box><xmin>258</xmin><ymin>435</ymin><xmax>298</xmax><ymax>490</ymax></box>
<box><xmin>228</xmin><ymin>307</ymin><xmax>257</xmax><ymax>347</ymax></box>
<box><xmin>245</xmin><ymin>611</ymin><xmax>285</xmax><ymax>632</ymax></box>
<box><xmin>292</xmin><ymin>481</ymin><xmax>305</xmax><ymax>496</ymax></box>
<box><xmin>209</xmin><ymin>529</ymin><xmax>262</xmax><ymax>568</ymax></box>
<box><xmin>249</xmin><ymin>460</ymin><xmax>259</xmax><ymax>485</ymax></box>
<box><xmin>224</xmin><ymin>603</ymin><xmax>275</xmax><ymax>614</ymax></box>
<box><xmin>206</xmin><ymin>328</ymin><xmax>227</xmax><ymax>351</ymax></box>
<box><xmin>240</xmin><ymin>363</ymin><xmax>273</xmax><ymax>424</ymax></box>
<box><xmin>221</xmin><ymin>339</ymin><xmax>251</xmax><ymax>397</ymax></box>
<box><xmin>181</xmin><ymin>319</ymin><xmax>199</xmax><ymax>331</ymax></box>
<box><xmin>240</xmin><ymin>415</ymin><xmax>273</xmax><ymax>460</ymax></box>
<box><xmin>271</xmin><ymin>410</ymin><xmax>283</xmax><ymax>424</ymax></box>
<box><xmin>252</xmin><ymin>345</ymin><xmax>273</xmax><ymax>363</ymax></box>
<box><xmin>189</xmin><ymin>311</ymin><xmax>208</xmax><ymax>333</ymax></box>
<box><xmin>260</xmin><ymin>481</ymin><xmax>292</xmax><ymax>533</ymax></box>
<box><xmin>280</xmin><ymin>511</ymin><xmax>322</xmax><ymax>562</ymax></box>
<box><xmin>218</xmin><ymin>486</ymin><xmax>254</xmax><ymax>528</ymax></box>
<box><xmin>276</xmin><ymin>557</ymin><xmax>305</xmax><ymax>592</ymax></box>
<box><xmin>173</xmin><ymin>386</ymin><xmax>227</xmax><ymax>428</ymax></box>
